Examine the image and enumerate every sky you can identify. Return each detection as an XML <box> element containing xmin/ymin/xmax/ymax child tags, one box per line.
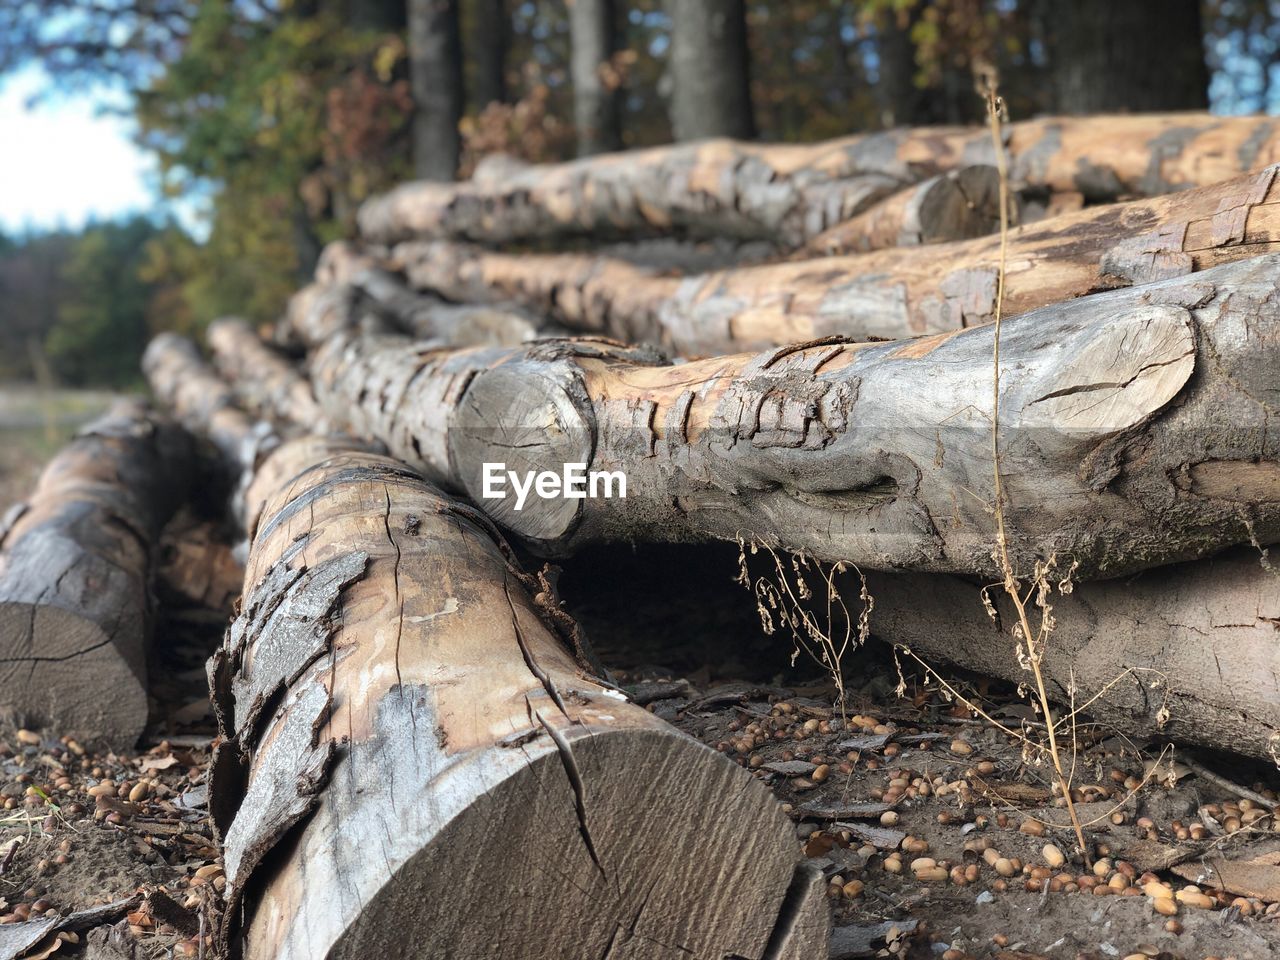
<box><xmin>0</xmin><ymin>67</ymin><xmax>160</xmax><ymax>234</ymax></box>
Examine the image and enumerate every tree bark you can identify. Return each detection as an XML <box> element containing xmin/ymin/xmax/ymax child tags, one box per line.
<box><xmin>358</xmin><ymin>114</ymin><xmax>1280</xmax><ymax>247</ymax></box>
<box><xmin>393</xmin><ymin>164</ymin><xmax>1280</xmax><ymax>354</ymax></box>
<box><xmin>569</xmin><ymin>0</ymin><xmax>622</xmax><ymax>156</ymax></box>
<box><xmin>0</xmin><ymin>400</ymin><xmax>193</xmax><ymax>748</ymax></box>
<box><xmin>861</xmin><ymin>549</ymin><xmax>1280</xmax><ymax>762</ymax></box>
<box><xmin>667</xmin><ymin>0</ymin><xmax>755</xmax><ymax>141</ymax></box>
<box><xmin>209</xmin><ymin>434</ymin><xmax>828</xmax><ymax>960</ymax></box>
<box><xmin>1047</xmin><ymin>0</ymin><xmax>1209</xmax><ymax>114</ymax></box>
<box><xmin>469</xmin><ymin>0</ymin><xmax>508</xmax><ymax>110</ymax></box>
<box><xmin>305</xmin><ymin>256</ymin><xmax>1280</xmax><ymax>580</ymax></box>
<box><xmin>408</xmin><ymin>0</ymin><xmax>463</xmax><ymax>180</ymax></box>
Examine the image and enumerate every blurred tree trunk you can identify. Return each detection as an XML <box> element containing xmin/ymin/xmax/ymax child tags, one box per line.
<box><xmin>569</xmin><ymin>0</ymin><xmax>622</xmax><ymax>155</ymax></box>
<box><xmin>1048</xmin><ymin>0</ymin><xmax>1209</xmax><ymax>112</ymax></box>
<box><xmin>667</xmin><ymin>0</ymin><xmax>755</xmax><ymax>141</ymax></box>
<box><xmin>348</xmin><ymin>0</ymin><xmax>406</xmax><ymax>30</ymax></box>
<box><xmin>471</xmin><ymin>0</ymin><xmax>509</xmax><ymax>109</ymax></box>
<box><xmin>875</xmin><ymin>11</ymin><xmax>929</xmax><ymax>128</ymax></box>
<box><xmin>409</xmin><ymin>0</ymin><xmax>463</xmax><ymax>180</ymax></box>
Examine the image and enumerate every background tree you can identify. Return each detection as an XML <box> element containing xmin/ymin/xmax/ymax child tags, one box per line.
<box><xmin>469</xmin><ymin>0</ymin><xmax>511</xmax><ymax>111</ymax></box>
<box><xmin>1046</xmin><ymin>0</ymin><xmax>1209</xmax><ymax>113</ymax></box>
<box><xmin>569</xmin><ymin>0</ymin><xmax>622</xmax><ymax>154</ymax></box>
<box><xmin>667</xmin><ymin>0</ymin><xmax>755</xmax><ymax>140</ymax></box>
<box><xmin>409</xmin><ymin>0</ymin><xmax>464</xmax><ymax>179</ymax></box>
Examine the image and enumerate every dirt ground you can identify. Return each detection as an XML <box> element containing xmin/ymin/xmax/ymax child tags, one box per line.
<box><xmin>1</xmin><ymin>531</ymin><xmax>1278</xmax><ymax>958</ymax></box>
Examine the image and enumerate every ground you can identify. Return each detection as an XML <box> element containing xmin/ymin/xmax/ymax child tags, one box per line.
<box><xmin>0</xmin><ymin>465</ymin><xmax>1278</xmax><ymax>959</ymax></box>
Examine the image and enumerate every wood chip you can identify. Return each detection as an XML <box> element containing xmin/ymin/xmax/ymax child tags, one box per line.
<box><xmin>763</xmin><ymin>760</ymin><xmax>818</xmax><ymax>777</ymax></box>
<box><xmin>834</xmin><ymin>821</ymin><xmax>906</xmax><ymax>850</ymax></box>
<box><xmin>796</xmin><ymin>799</ymin><xmax>893</xmax><ymax>821</ymax></box>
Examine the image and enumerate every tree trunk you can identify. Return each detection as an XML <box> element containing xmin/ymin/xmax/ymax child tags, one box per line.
<box><xmin>305</xmin><ymin>256</ymin><xmax>1280</xmax><ymax>580</ymax></box>
<box><xmin>209</xmin><ymin>434</ymin><xmax>828</xmax><ymax>960</ymax></box>
<box><xmin>207</xmin><ymin>318</ymin><xmax>327</xmax><ymax>431</ymax></box>
<box><xmin>1047</xmin><ymin>0</ymin><xmax>1209</xmax><ymax>114</ymax></box>
<box><xmin>0</xmin><ymin>400</ymin><xmax>193</xmax><ymax>748</ymax></box>
<box><xmin>393</xmin><ymin>164</ymin><xmax>1280</xmax><ymax>354</ymax></box>
<box><xmin>861</xmin><ymin>549</ymin><xmax>1280</xmax><ymax>761</ymax></box>
<box><xmin>667</xmin><ymin>0</ymin><xmax>755</xmax><ymax>141</ymax></box>
<box><xmin>469</xmin><ymin>0</ymin><xmax>508</xmax><ymax>110</ymax></box>
<box><xmin>408</xmin><ymin>0</ymin><xmax>463</xmax><ymax>180</ymax></box>
<box><xmin>569</xmin><ymin>0</ymin><xmax>622</xmax><ymax>156</ymax></box>
<box><xmin>358</xmin><ymin>114</ymin><xmax>1280</xmax><ymax>247</ymax></box>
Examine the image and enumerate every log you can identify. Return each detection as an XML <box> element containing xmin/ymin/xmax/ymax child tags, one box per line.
<box><xmin>207</xmin><ymin>318</ymin><xmax>327</xmax><ymax>430</ymax></box>
<box><xmin>391</xmin><ymin>164</ymin><xmax>1280</xmax><ymax>355</ymax></box>
<box><xmin>210</xmin><ymin>434</ymin><xmax>828</xmax><ymax>960</ymax></box>
<box><xmin>305</xmin><ymin>255</ymin><xmax>1280</xmax><ymax>580</ymax></box>
<box><xmin>860</xmin><ymin>549</ymin><xmax>1280</xmax><ymax>761</ymax></box>
<box><xmin>0</xmin><ymin>400</ymin><xmax>194</xmax><ymax>747</ymax></box>
<box><xmin>142</xmin><ymin>333</ymin><xmax>276</xmax><ymax>525</ymax></box>
<box><xmin>359</xmin><ymin>114</ymin><xmax>1280</xmax><ymax>248</ymax></box>
<box><xmin>143</xmin><ymin>332</ymin><xmax>271</xmax><ymax>474</ymax></box>
<box><xmin>804</xmin><ymin>165</ymin><xmax>1002</xmax><ymax>256</ymax></box>
<box><xmin>283</xmin><ymin>271</ymin><xmax>541</xmax><ymax>353</ymax></box>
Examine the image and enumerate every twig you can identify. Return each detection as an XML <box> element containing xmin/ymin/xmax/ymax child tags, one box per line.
<box><xmin>981</xmin><ymin>74</ymin><xmax>1091</xmax><ymax>867</ymax></box>
<box><xmin>1182</xmin><ymin>754</ymin><xmax>1275</xmax><ymax>808</ymax></box>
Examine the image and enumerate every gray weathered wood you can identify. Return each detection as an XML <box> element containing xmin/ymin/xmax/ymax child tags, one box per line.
<box><xmin>862</xmin><ymin>547</ymin><xmax>1280</xmax><ymax>762</ymax></box>
<box><xmin>304</xmin><ymin>255</ymin><xmax>1280</xmax><ymax>580</ymax></box>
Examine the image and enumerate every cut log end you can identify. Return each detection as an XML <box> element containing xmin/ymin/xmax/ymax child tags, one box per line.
<box><xmin>0</xmin><ymin>601</ymin><xmax>147</xmax><ymax>745</ymax></box>
<box><xmin>248</xmin><ymin>722</ymin><xmax>828</xmax><ymax>960</ymax></box>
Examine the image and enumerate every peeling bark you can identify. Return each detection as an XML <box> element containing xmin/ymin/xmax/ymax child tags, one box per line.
<box><xmin>863</xmin><ymin>548</ymin><xmax>1280</xmax><ymax>762</ymax></box>
<box><xmin>0</xmin><ymin>400</ymin><xmax>194</xmax><ymax>747</ymax></box>
<box><xmin>307</xmin><ymin>256</ymin><xmax>1280</xmax><ymax>580</ymax></box>
<box><xmin>213</xmin><ymin>435</ymin><xmax>828</xmax><ymax>960</ymax></box>
<box><xmin>392</xmin><ymin>164</ymin><xmax>1280</xmax><ymax>354</ymax></box>
<box><xmin>359</xmin><ymin>113</ymin><xmax>1280</xmax><ymax>248</ymax></box>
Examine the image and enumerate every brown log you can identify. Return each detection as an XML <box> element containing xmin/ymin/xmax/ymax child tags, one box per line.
<box><xmin>391</xmin><ymin>164</ymin><xmax>1280</xmax><ymax>355</ymax></box>
<box><xmin>359</xmin><ymin>114</ymin><xmax>1280</xmax><ymax>248</ymax></box>
<box><xmin>0</xmin><ymin>400</ymin><xmax>194</xmax><ymax>747</ymax></box>
<box><xmin>305</xmin><ymin>255</ymin><xmax>1280</xmax><ymax>580</ymax></box>
<box><xmin>210</xmin><ymin>434</ymin><xmax>828</xmax><ymax>960</ymax></box>
<box><xmin>859</xmin><ymin>549</ymin><xmax>1280</xmax><ymax>761</ymax></box>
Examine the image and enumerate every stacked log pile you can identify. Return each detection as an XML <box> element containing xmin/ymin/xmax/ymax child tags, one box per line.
<box><xmin>3</xmin><ymin>113</ymin><xmax>1280</xmax><ymax>958</ymax></box>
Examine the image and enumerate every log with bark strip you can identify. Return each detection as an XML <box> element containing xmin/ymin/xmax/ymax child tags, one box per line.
<box><xmin>392</xmin><ymin>163</ymin><xmax>1280</xmax><ymax>355</ymax></box>
<box><xmin>858</xmin><ymin>549</ymin><xmax>1280</xmax><ymax>761</ymax></box>
<box><xmin>303</xmin><ymin>255</ymin><xmax>1280</xmax><ymax>580</ymax></box>
<box><xmin>0</xmin><ymin>400</ymin><xmax>193</xmax><ymax>747</ymax></box>
<box><xmin>359</xmin><ymin>113</ymin><xmax>1280</xmax><ymax>248</ymax></box>
<box><xmin>208</xmin><ymin>434</ymin><xmax>828</xmax><ymax>960</ymax></box>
